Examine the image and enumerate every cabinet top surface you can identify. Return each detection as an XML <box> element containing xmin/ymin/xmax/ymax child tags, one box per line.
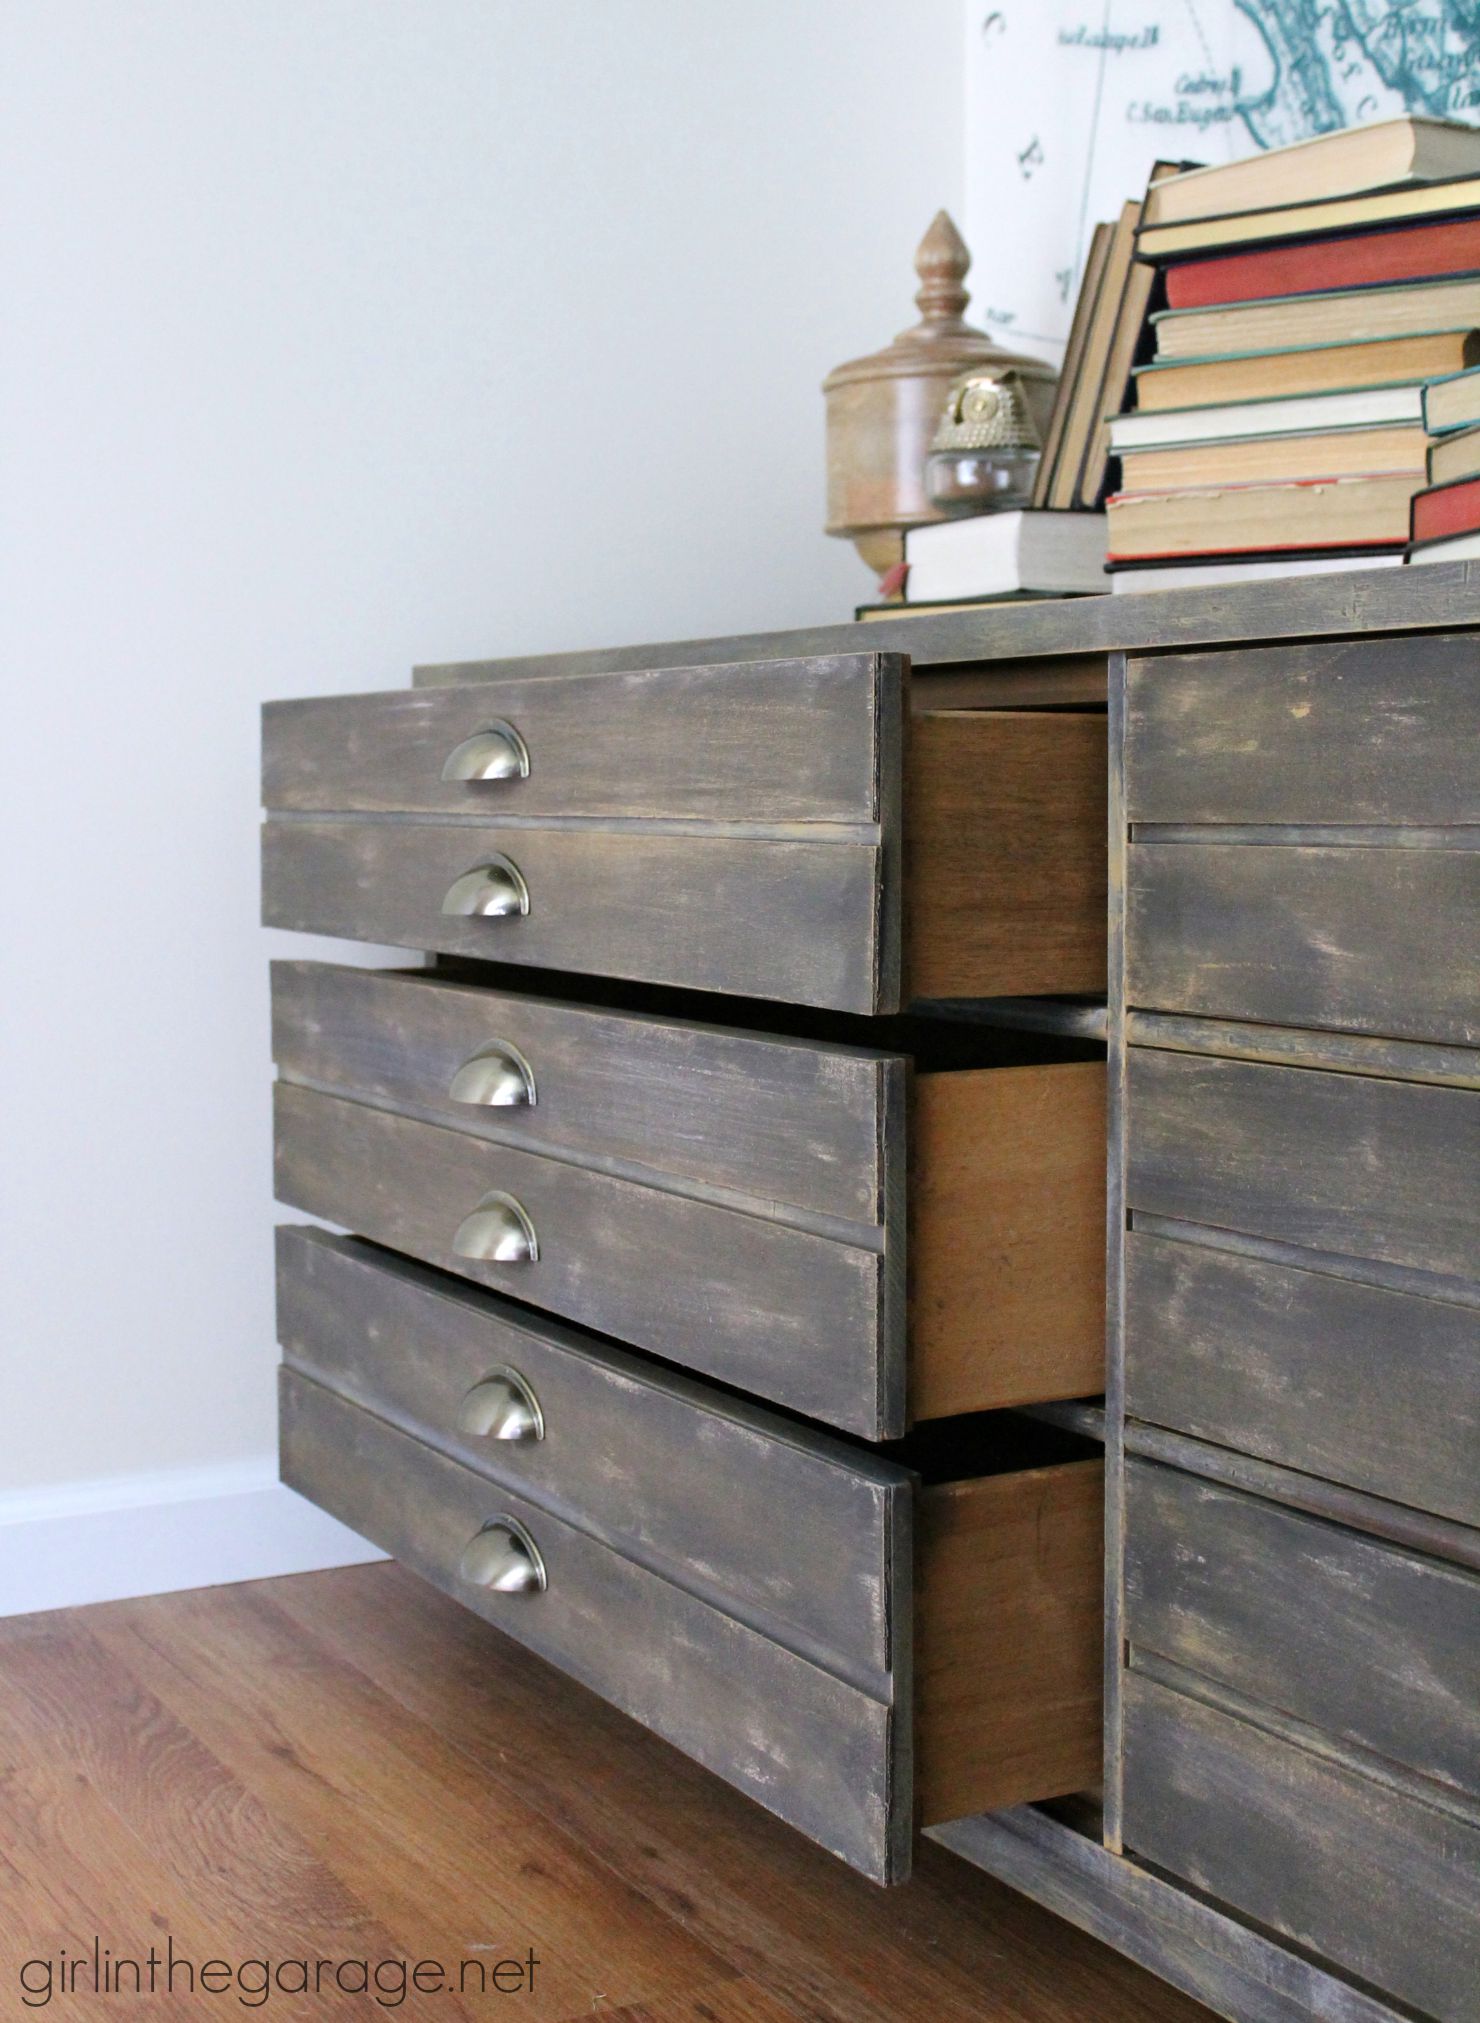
<box><xmin>414</xmin><ymin>561</ymin><xmax>1480</xmax><ymax>685</ymax></box>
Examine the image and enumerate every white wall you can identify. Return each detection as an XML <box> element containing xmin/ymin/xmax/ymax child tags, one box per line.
<box><xmin>0</xmin><ymin>1</ymin><xmax>963</xmax><ymax>1603</ymax></box>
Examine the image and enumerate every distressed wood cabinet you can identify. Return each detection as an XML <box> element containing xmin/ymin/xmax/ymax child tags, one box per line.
<box><xmin>264</xmin><ymin>560</ymin><xmax>1480</xmax><ymax>2012</ymax></box>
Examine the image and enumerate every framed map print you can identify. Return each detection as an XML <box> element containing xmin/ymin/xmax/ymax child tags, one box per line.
<box><xmin>965</xmin><ymin>0</ymin><xmax>1480</xmax><ymax>365</ymax></box>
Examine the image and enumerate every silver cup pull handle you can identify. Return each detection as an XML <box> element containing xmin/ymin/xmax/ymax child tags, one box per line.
<box><xmin>441</xmin><ymin>855</ymin><xmax>529</xmax><ymax>919</ymax></box>
<box><xmin>441</xmin><ymin>720</ymin><xmax>530</xmax><ymax>783</ymax></box>
<box><xmin>458</xmin><ymin>1518</ymin><xmax>546</xmax><ymax>1594</ymax></box>
<box><xmin>456</xmin><ymin>1370</ymin><xmax>544</xmax><ymax>1443</ymax></box>
<box><xmin>447</xmin><ymin>1039</ymin><xmax>536</xmax><ymax>1108</ymax></box>
<box><xmin>451</xmin><ymin>1190</ymin><xmax>539</xmax><ymax>1265</ymax></box>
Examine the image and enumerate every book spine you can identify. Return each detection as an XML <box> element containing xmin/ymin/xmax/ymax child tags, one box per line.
<box><xmin>1410</xmin><ymin>472</ymin><xmax>1480</xmax><ymax>543</ymax></box>
<box><xmin>1165</xmin><ymin>216</ymin><xmax>1480</xmax><ymax>310</ymax></box>
<box><xmin>1108</xmin><ymin>535</ymin><xmax>1405</xmax><ymax>564</ymax></box>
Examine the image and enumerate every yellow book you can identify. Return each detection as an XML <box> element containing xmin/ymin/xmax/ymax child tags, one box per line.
<box><xmin>1135</xmin><ymin>329</ymin><xmax>1480</xmax><ymax>413</ymax></box>
<box><xmin>1138</xmin><ymin>173</ymin><xmax>1480</xmax><ymax>262</ymax></box>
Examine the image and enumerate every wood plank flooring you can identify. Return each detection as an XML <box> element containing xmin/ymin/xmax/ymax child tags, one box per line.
<box><xmin>0</xmin><ymin>1562</ymin><xmax>1211</xmax><ymax>2020</ymax></box>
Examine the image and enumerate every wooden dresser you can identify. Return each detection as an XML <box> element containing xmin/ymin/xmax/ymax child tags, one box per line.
<box><xmin>263</xmin><ymin>563</ymin><xmax>1480</xmax><ymax>2021</ymax></box>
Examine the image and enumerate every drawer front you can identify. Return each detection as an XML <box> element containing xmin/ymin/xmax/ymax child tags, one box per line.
<box><xmin>1123</xmin><ymin>1672</ymin><xmax>1480</xmax><ymax>2020</ymax></box>
<box><xmin>261</xmin><ymin>817</ymin><xmax>891</xmax><ymax>1014</ymax></box>
<box><xmin>270</xmin><ymin>960</ymin><xmax>900</xmax><ymax>1228</ymax></box>
<box><xmin>273</xmin><ymin>1084</ymin><xmax>893</xmax><ymax>1437</ymax></box>
<box><xmin>279</xmin><ymin>1368</ymin><xmax>909</xmax><ymax>1883</ymax></box>
<box><xmin>262</xmin><ymin>654</ymin><xmax>897</xmax><ymax>823</ymax></box>
<box><xmin>1125</xmin><ymin>1231</ymin><xmax>1480</xmax><ymax>1528</ymax></box>
<box><xmin>276</xmin><ymin>1225</ymin><xmax>909</xmax><ymax>1681</ymax></box>
<box><xmin>1126</xmin><ymin>634</ymin><xmax>1480</xmax><ymax>827</ymax></box>
<box><xmin>1125</xmin><ymin>838</ymin><xmax>1479</xmax><ymax>1045</ymax></box>
<box><xmin>1127</xmin><ymin>1049</ymin><xmax>1479</xmax><ymax>1282</ymax></box>
<box><xmin>1125</xmin><ymin>1462</ymin><xmax>1480</xmax><ymax>1802</ymax></box>
<box><xmin>1125</xmin><ymin>636</ymin><xmax>1479</xmax><ymax>1045</ymax></box>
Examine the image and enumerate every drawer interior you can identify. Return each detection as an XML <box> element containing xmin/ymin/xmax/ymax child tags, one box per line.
<box><xmin>915</xmin><ymin>1456</ymin><xmax>1103</xmax><ymax>1827</ymax></box>
<box><xmin>880</xmin><ymin>1413</ymin><xmax>1104</xmax><ymax>1830</ymax></box>
<box><xmin>910</xmin><ymin>1058</ymin><xmax>1105</xmax><ymax>1420</ymax></box>
<box><xmin>909</xmin><ymin>654</ymin><xmax>1108</xmax><ymax>713</ymax></box>
<box><xmin>906</xmin><ymin>710</ymin><xmax>1107</xmax><ymax>1002</ymax></box>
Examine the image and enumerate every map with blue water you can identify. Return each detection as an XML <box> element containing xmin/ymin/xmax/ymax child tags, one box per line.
<box><xmin>964</xmin><ymin>2</ymin><xmax>1480</xmax><ymax>361</ymax></box>
<box><xmin>1239</xmin><ymin>2</ymin><xmax>1480</xmax><ymax>146</ymax></box>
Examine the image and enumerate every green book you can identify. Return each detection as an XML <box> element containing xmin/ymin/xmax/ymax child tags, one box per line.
<box><xmin>1425</xmin><ymin>362</ymin><xmax>1480</xmax><ymax>433</ymax></box>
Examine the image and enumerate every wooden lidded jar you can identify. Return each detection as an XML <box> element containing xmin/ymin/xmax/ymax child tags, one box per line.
<box><xmin>823</xmin><ymin>212</ymin><xmax>1056</xmax><ymax>574</ymax></box>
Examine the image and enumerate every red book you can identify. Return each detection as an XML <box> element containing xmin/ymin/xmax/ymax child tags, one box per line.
<box><xmin>1411</xmin><ymin>473</ymin><xmax>1480</xmax><ymax>544</ymax></box>
<box><xmin>1165</xmin><ymin>215</ymin><xmax>1480</xmax><ymax>310</ymax></box>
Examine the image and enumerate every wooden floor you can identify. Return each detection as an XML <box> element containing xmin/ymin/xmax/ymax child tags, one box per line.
<box><xmin>0</xmin><ymin>1561</ymin><xmax>1213</xmax><ymax>2020</ymax></box>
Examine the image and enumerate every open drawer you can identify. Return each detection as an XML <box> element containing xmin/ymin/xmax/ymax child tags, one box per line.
<box><xmin>271</xmin><ymin>962</ymin><xmax>1106</xmax><ymax>1438</ymax></box>
<box><xmin>261</xmin><ymin>655</ymin><xmax>1106</xmax><ymax>1014</ymax></box>
<box><xmin>277</xmin><ymin>1229</ymin><xmax>1103</xmax><ymax>1885</ymax></box>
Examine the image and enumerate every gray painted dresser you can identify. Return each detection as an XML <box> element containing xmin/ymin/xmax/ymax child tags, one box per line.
<box><xmin>263</xmin><ymin>561</ymin><xmax>1480</xmax><ymax>2020</ymax></box>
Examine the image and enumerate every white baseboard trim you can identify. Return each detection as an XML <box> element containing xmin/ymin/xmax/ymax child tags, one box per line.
<box><xmin>0</xmin><ymin>1457</ymin><xmax>386</xmax><ymax>1619</ymax></box>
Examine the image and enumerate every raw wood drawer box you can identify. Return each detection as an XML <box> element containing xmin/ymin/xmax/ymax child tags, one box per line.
<box><xmin>276</xmin><ymin>1226</ymin><xmax>1103</xmax><ymax>1885</ymax></box>
<box><xmin>271</xmin><ymin>961</ymin><xmax>1105</xmax><ymax>1439</ymax></box>
<box><xmin>261</xmin><ymin>653</ymin><xmax>1107</xmax><ymax>1014</ymax></box>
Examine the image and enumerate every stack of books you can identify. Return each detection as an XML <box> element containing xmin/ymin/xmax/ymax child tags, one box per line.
<box><xmin>1103</xmin><ymin>117</ymin><xmax>1480</xmax><ymax>591</ymax></box>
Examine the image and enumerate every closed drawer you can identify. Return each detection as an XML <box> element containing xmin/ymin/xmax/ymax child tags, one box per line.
<box><xmin>263</xmin><ymin>819</ymin><xmax>887</xmax><ymax>1014</ymax></box>
<box><xmin>1122</xmin><ymin>1672</ymin><xmax>1480</xmax><ymax>2022</ymax></box>
<box><xmin>1125</xmin><ymin>839</ymin><xmax>1478</xmax><ymax>1045</ymax></box>
<box><xmin>278</xmin><ymin>1354</ymin><xmax>1103</xmax><ymax>1886</ymax></box>
<box><xmin>1124</xmin><ymin>1232</ymin><xmax>1480</xmax><ymax>1528</ymax></box>
<box><xmin>271</xmin><ymin>966</ymin><xmax>1105</xmax><ymax>1439</ymax></box>
<box><xmin>1127</xmin><ymin>1048</ymin><xmax>1479</xmax><ymax>1284</ymax></box>
<box><xmin>1123</xmin><ymin>637</ymin><xmax>1480</xmax><ymax>1046</ymax></box>
<box><xmin>277</xmin><ymin>1226</ymin><xmax>905</xmax><ymax>1679</ymax></box>
<box><xmin>1125</xmin><ymin>1462</ymin><xmax>1480</xmax><ymax>1803</ymax></box>
<box><xmin>270</xmin><ymin>960</ymin><xmax>895</xmax><ymax>1223</ymax></box>
<box><xmin>261</xmin><ymin>656</ymin><xmax>1106</xmax><ymax>1014</ymax></box>
<box><xmin>262</xmin><ymin>655</ymin><xmax>891</xmax><ymax>822</ymax></box>
<box><xmin>1125</xmin><ymin>634</ymin><xmax>1480</xmax><ymax>828</ymax></box>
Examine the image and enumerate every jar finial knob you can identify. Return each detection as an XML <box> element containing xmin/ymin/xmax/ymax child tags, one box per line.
<box><xmin>914</xmin><ymin>210</ymin><xmax>972</xmax><ymax>326</ymax></box>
